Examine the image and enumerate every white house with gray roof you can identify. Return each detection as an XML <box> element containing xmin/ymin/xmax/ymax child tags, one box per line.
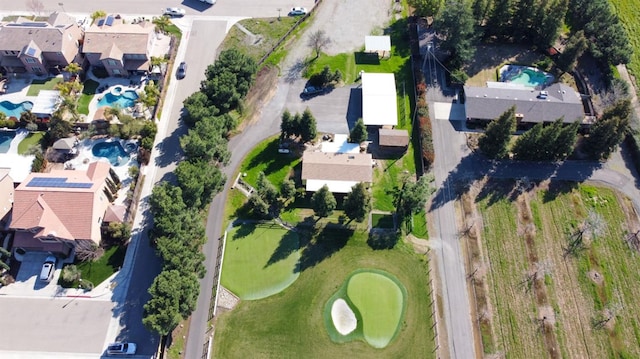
<box><xmin>463</xmin><ymin>83</ymin><xmax>585</xmax><ymax>126</ymax></box>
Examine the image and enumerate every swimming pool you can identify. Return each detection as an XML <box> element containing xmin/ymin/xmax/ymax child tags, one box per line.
<box><xmin>0</xmin><ymin>101</ymin><xmax>34</xmax><ymax>118</ymax></box>
<box><xmin>92</xmin><ymin>141</ymin><xmax>129</xmax><ymax>166</ymax></box>
<box><xmin>97</xmin><ymin>90</ymin><xmax>139</xmax><ymax>109</ymax></box>
<box><xmin>0</xmin><ymin>131</ymin><xmax>16</xmax><ymax>153</ymax></box>
<box><xmin>501</xmin><ymin>66</ymin><xmax>553</xmax><ymax>88</ymax></box>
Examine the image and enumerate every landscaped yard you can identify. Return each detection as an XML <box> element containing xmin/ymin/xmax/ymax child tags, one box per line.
<box><xmin>17</xmin><ymin>131</ymin><xmax>44</xmax><ymax>154</ymax></box>
<box><xmin>238</xmin><ymin>136</ymin><xmax>301</xmax><ymax>188</ymax></box>
<box><xmin>26</xmin><ymin>77</ymin><xmax>63</xmax><ymax>96</ymax></box>
<box><xmin>214</xmin><ymin>226</ymin><xmax>434</xmax><ymax>358</ymax></box>
<box><xmin>78</xmin><ymin>79</ymin><xmax>99</xmax><ymax>115</ymax></box>
<box><xmin>464</xmin><ymin>180</ymin><xmax>640</xmax><ymax>358</ymax></box>
<box><xmin>77</xmin><ymin>245</ymin><xmax>126</xmax><ymax>286</ymax></box>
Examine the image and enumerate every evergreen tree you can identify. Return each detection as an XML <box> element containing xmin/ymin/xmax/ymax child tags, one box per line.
<box><xmin>349</xmin><ymin>118</ymin><xmax>367</xmax><ymax>143</ymax></box>
<box><xmin>471</xmin><ymin>0</ymin><xmax>491</xmax><ymax>26</ymax></box>
<box><xmin>280</xmin><ymin>179</ymin><xmax>296</xmax><ymax>201</ymax></box>
<box><xmin>532</xmin><ymin>0</ymin><xmax>567</xmax><ymax>48</ymax></box>
<box><xmin>396</xmin><ymin>175</ymin><xmax>435</xmax><ymax>225</ymax></box>
<box><xmin>556</xmin><ymin>30</ymin><xmax>588</xmax><ymax>73</ymax></box>
<box><xmin>300</xmin><ymin>108</ymin><xmax>317</xmax><ymax>143</ymax></box>
<box><xmin>280</xmin><ymin>109</ymin><xmax>293</xmax><ymax>138</ymax></box>
<box><xmin>512</xmin><ymin>123</ymin><xmax>544</xmax><ymax>160</ymax></box>
<box><xmin>584</xmin><ymin>99</ymin><xmax>631</xmax><ymax>159</ymax></box>
<box><xmin>478</xmin><ymin>106</ymin><xmax>516</xmax><ymax>159</ymax></box>
<box><xmin>486</xmin><ymin>0</ymin><xmax>512</xmax><ymax>39</ymax></box>
<box><xmin>435</xmin><ymin>0</ymin><xmax>476</xmax><ymax>68</ymax></box>
<box><xmin>407</xmin><ymin>0</ymin><xmax>444</xmax><ymax>17</ymax></box>
<box><xmin>343</xmin><ymin>182</ymin><xmax>372</xmax><ymax>222</ymax></box>
<box><xmin>256</xmin><ymin>171</ymin><xmax>279</xmax><ymax>207</ymax></box>
<box><xmin>311</xmin><ymin>185</ymin><xmax>337</xmax><ymax>217</ymax></box>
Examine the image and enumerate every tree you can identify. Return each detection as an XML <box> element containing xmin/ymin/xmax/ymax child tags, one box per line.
<box><xmin>156</xmin><ymin>234</ymin><xmax>206</xmax><ymax>278</ymax></box>
<box><xmin>408</xmin><ymin>0</ymin><xmax>444</xmax><ymax>17</ymax></box>
<box><xmin>563</xmin><ymin>209</ymin><xmax>605</xmax><ymax>258</ymax></box>
<box><xmin>248</xmin><ymin>194</ymin><xmax>270</xmax><ymax>218</ymax></box>
<box><xmin>343</xmin><ymin>182</ymin><xmax>372</xmax><ymax>222</ymax></box>
<box><xmin>512</xmin><ymin>119</ymin><xmax>579</xmax><ymax>161</ymax></box>
<box><xmin>56</xmin><ymin>94</ymin><xmax>80</xmax><ymax>120</ymax></box>
<box><xmin>557</xmin><ymin>31</ymin><xmax>588</xmax><ymax>73</ymax></box>
<box><xmin>299</xmin><ymin>108</ymin><xmax>317</xmax><ymax>143</ymax></box>
<box><xmin>63</xmin><ymin>62</ymin><xmax>82</xmax><ymax>76</ymax></box>
<box><xmin>531</xmin><ymin>0</ymin><xmax>567</xmax><ymax>48</ymax></box>
<box><xmin>584</xmin><ymin>99</ymin><xmax>631</xmax><ymax>159</ymax></box>
<box><xmin>180</xmin><ymin>116</ymin><xmax>230</xmax><ymax>164</ymax></box>
<box><xmin>396</xmin><ymin>175</ymin><xmax>435</xmax><ymax>225</ymax></box>
<box><xmin>280</xmin><ymin>179</ymin><xmax>296</xmax><ymax>200</ymax></box>
<box><xmin>256</xmin><ymin>172</ymin><xmax>279</xmax><ymax>207</ymax></box>
<box><xmin>280</xmin><ymin>109</ymin><xmax>294</xmax><ymax>138</ymax></box>
<box><xmin>152</xmin><ymin>16</ymin><xmax>171</xmax><ymax>34</ymax></box>
<box><xmin>201</xmin><ymin>49</ymin><xmax>256</xmax><ymax>113</ymax></box>
<box><xmin>105</xmin><ymin>222</ymin><xmax>132</xmax><ymax>244</ymax></box>
<box><xmin>349</xmin><ymin>118</ymin><xmax>367</xmax><ymax>143</ymax></box>
<box><xmin>486</xmin><ymin>0</ymin><xmax>512</xmax><ymax>39</ymax></box>
<box><xmin>75</xmin><ymin>241</ymin><xmax>104</xmax><ymax>262</ymax></box>
<box><xmin>0</xmin><ymin>246</ymin><xmax>10</xmax><ymax>271</ymax></box>
<box><xmin>176</xmin><ymin>160</ymin><xmax>225</xmax><ymax>209</ymax></box>
<box><xmin>19</xmin><ymin>110</ymin><xmax>37</xmax><ymax>126</ymax></box>
<box><xmin>478</xmin><ymin>106</ymin><xmax>516</xmax><ymax>159</ymax></box>
<box><xmin>26</xmin><ymin>0</ymin><xmax>44</xmax><ymax>17</ymax></box>
<box><xmin>434</xmin><ymin>0</ymin><xmax>476</xmax><ymax>68</ymax></box>
<box><xmin>183</xmin><ymin>91</ymin><xmax>216</xmax><ymax>126</ymax></box>
<box><xmin>308</xmin><ymin>30</ymin><xmax>331</xmax><ymax>59</ymax></box>
<box><xmin>90</xmin><ymin>10</ymin><xmax>107</xmax><ymax>24</ymax></box>
<box><xmin>471</xmin><ymin>0</ymin><xmax>492</xmax><ymax>26</ymax></box>
<box><xmin>143</xmin><ymin>269</ymin><xmax>200</xmax><ymax>336</ymax></box>
<box><xmin>312</xmin><ymin>185</ymin><xmax>337</xmax><ymax>217</ymax></box>
<box><xmin>61</xmin><ymin>264</ymin><xmax>81</xmax><ymax>283</ymax></box>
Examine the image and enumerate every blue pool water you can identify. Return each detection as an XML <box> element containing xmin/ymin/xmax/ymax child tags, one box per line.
<box><xmin>98</xmin><ymin>90</ymin><xmax>139</xmax><ymax>109</ymax></box>
<box><xmin>0</xmin><ymin>131</ymin><xmax>16</xmax><ymax>153</ymax></box>
<box><xmin>0</xmin><ymin>101</ymin><xmax>34</xmax><ymax>118</ymax></box>
<box><xmin>92</xmin><ymin>141</ymin><xmax>128</xmax><ymax>166</ymax></box>
<box><xmin>506</xmin><ymin>68</ymin><xmax>550</xmax><ymax>87</ymax></box>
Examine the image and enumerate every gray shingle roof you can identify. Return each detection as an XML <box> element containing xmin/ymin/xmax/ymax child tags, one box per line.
<box><xmin>463</xmin><ymin>83</ymin><xmax>584</xmax><ymax>123</ymax></box>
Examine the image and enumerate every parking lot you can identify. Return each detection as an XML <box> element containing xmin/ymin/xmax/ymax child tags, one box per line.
<box><xmin>285</xmin><ymin>80</ymin><xmax>363</xmax><ymax>135</ymax></box>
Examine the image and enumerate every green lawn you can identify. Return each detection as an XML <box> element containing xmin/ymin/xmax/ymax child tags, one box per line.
<box><xmin>76</xmin><ymin>245</ymin><xmax>126</xmax><ymax>286</ymax></box>
<box><xmin>78</xmin><ymin>79</ymin><xmax>100</xmax><ymax>115</ymax></box>
<box><xmin>27</xmin><ymin>77</ymin><xmax>62</xmax><ymax>96</ymax></box>
<box><xmin>346</xmin><ymin>271</ymin><xmax>406</xmax><ymax>348</ymax></box>
<box><xmin>372</xmin><ymin>213</ymin><xmax>394</xmax><ymax>228</ymax></box>
<box><xmin>239</xmin><ymin>136</ymin><xmax>301</xmax><ymax>188</ymax></box>
<box><xmin>214</xmin><ymin>228</ymin><xmax>434</xmax><ymax>358</ymax></box>
<box><xmin>221</xmin><ymin>223</ymin><xmax>301</xmax><ymax>300</ymax></box>
<box><xmin>17</xmin><ymin>131</ymin><xmax>44</xmax><ymax>154</ymax></box>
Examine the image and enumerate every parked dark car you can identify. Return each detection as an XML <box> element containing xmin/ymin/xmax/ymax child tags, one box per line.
<box><xmin>301</xmin><ymin>86</ymin><xmax>324</xmax><ymax>98</ymax></box>
<box><xmin>176</xmin><ymin>62</ymin><xmax>187</xmax><ymax>79</ymax></box>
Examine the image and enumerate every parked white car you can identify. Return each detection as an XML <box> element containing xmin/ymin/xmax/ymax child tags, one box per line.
<box><xmin>106</xmin><ymin>342</ymin><xmax>137</xmax><ymax>355</ymax></box>
<box><xmin>162</xmin><ymin>7</ymin><xmax>186</xmax><ymax>17</ymax></box>
<box><xmin>201</xmin><ymin>0</ymin><xmax>217</xmax><ymax>4</ymax></box>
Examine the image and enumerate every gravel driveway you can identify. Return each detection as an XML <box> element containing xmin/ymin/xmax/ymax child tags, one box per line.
<box><xmin>284</xmin><ymin>0</ymin><xmax>393</xmax><ymax>75</ymax></box>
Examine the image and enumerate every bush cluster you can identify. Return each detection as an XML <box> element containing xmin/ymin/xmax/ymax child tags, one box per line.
<box><xmin>415</xmin><ymin>81</ymin><xmax>434</xmax><ymax>168</ymax></box>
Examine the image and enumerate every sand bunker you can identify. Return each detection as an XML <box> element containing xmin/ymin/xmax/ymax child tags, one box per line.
<box><xmin>331</xmin><ymin>298</ymin><xmax>357</xmax><ymax>335</ymax></box>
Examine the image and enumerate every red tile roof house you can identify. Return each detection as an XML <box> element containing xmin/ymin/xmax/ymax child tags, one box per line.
<box><xmin>10</xmin><ymin>162</ymin><xmax>120</xmax><ymax>257</ymax></box>
<box><xmin>0</xmin><ymin>12</ymin><xmax>83</xmax><ymax>74</ymax></box>
<box><xmin>82</xmin><ymin>16</ymin><xmax>156</xmax><ymax>77</ymax></box>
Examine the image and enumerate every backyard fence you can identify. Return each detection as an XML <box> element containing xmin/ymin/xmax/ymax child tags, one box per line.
<box><xmin>208</xmin><ymin>231</ymin><xmax>227</xmax><ymax>321</ymax></box>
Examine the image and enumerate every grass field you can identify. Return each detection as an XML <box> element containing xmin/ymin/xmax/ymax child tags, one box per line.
<box><xmin>17</xmin><ymin>131</ymin><xmax>44</xmax><ymax>154</ymax></box>
<box><xmin>27</xmin><ymin>77</ymin><xmax>62</xmax><ymax>96</ymax></box>
<box><xmin>238</xmin><ymin>136</ymin><xmax>301</xmax><ymax>188</ymax></box>
<box><xmin>78</xmin><ymin>79</ymin><xmax>99</xmax><ymax>115</ymax></box>
<box><xmin>610</xmin><ymin>0</ymin><xmax>640</xmax><ymax>91</ymax></box>
<box><xmin>77</xmin><ymin>245</ymin><xmax>126</xmax><ymax>286</ymax></box>
<box><xmin>220</xmin><ymin>17</ymin><xmax>299</xmax><ymax>64</ymax></box>
<box><xmin>467</xmin><ymin>180</ymin><xmax>640</xmax><ymax>358</ymax></box>
<box><xmin>213</xmin><ymin>228</ymin><xmax>434</xmax><ymax>359</ymax></box>
<box><xmin>221</xmin><ymin>223</ymin><xmax>301</xmax><ymax>300</ymax></box>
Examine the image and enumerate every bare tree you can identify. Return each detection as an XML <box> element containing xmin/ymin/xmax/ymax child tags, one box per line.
<box><xmin>563</xmin><ymin>210</ymin><xmax>606</xmax><ymax>258</ymax></box>
<box><xmin>25</xmin><ymin>0</ymin><xmax>44</xmax><ymax>17</ymax></box>
<box><xmin>592</xmin><ymin>301</ymin><xmax>623</xmax><ymax>330</ymax></box>
<box><xmin>75</xmin><ymin>242</ymin><xmax>104</xmax><ymax>262</ymax></box>
<box><xmin>518</xmin><ymin>259</ymin><xmax>553</xmax><ymax>292</ymax></box>
<box><xmin>308</xmin><ymin>30</ymin><xmax>331</xmax><ymax>59</ymax></box>
<box><xmin>624</xmin><ymin>230</ymin><xmax>640</xmax><ymax>253</ymax></box>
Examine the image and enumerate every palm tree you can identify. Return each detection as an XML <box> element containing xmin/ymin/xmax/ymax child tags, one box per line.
<box><xmin>152</xmin><ymin>16</ymin><xmax>171</xmax><ymax>34</ymax></box>
<box><xmin>150</xmin><ymin>56</ymin><xmax>167</xmax><ymax>67</ymax></box>
<box><xmin>0</xmin><ymin>246</ymin><xmax>10</xmax><ymax>272</ymax></box>
<box><xmin>90</xmin><ymin>10</ymin><xmax>107</xmax><ymax>24</ymax></box>
<box><xmin>63</xmin><ymin>62</ymin><xmax>82</xmax><ymax>75</ymax></box>
<box><xmin>56</xmin><ymin>95</ymin><xmax>79</xmax><ymax>120</ymax></box>
<box><xmin>104</xmin><ymin>106</ymin><xmax>123</xmax><ymax>122</ymax></box>
<box><xmin>55</xmin><ymin>81</ymin><xmax>82</xmax><ymax>96</ymax></box>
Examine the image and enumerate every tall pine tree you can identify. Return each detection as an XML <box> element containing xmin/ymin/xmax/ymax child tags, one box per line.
<box><xmin>478</xmin><ymin>106</ymin><xmax>516</xmax><ymax>159</ymax></box>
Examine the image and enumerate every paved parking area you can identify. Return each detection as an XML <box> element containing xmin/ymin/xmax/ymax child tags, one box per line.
<box><xmin>0</xmin><ymin>252</ymin><xmax>65</xmax><ymax>297</ymax></box>
<box><xmin>285</xmin><ymin>81</ymin><xmax>362</xmax><ymax>134</ymax></box>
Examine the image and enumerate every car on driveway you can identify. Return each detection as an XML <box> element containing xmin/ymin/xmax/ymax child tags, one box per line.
<box><xmin>301</xmin><ymin>85</ymin><xmax>324</xmax><ymax>98</ymax></box>
<box><xmin>106</xmin><ymin>342</ymin><xmax>137</xmax><ymax>355</ymax></box>
<box><xmin>289</xmin><ymin>7</ymin><xmax>308</xmax><ymax>16</ymax></box>
<box><xmin>176</xmin><ymin>62</ymin><xmax>187</xmax><ymax>79</ymax></box>
<box><xmin>163</xmin><ymin>7</ymin><xmax>186</xmax><ymax>17</ymax></box>
<box><xmin>39</xmin><ymin>255</ymin><xmax>56</xmax><ymax>282</ymax></box>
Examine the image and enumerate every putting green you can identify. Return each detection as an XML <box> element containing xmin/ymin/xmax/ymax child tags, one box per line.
<box><xmin>324</xmin><ymin>269</ymin><xmax>407</xmax><ymax>348</ymax></box>
<box><xmin>221</xmin><ymin>223</ymin><xmax>300</xmax><ymax>300</ymax></box>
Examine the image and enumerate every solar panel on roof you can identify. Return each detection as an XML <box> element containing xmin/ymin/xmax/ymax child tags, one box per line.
<box><xmin>105</xmin><ymin>15</ymin><xmax>114</xmax><ymax>26</ymax></box>
<box><xmin>97</xmin><ymin>19</ymin><xmax>105</xmax><ymax>26</ymax></box>
<box><xmin>26</xmin><ymin>177</ymin><xmax>93</xmax><ymax>189</ymax></box>
<box><xmin>26</xmin><ymin>47</ymin><xmax>36</xmax><ymax>56</ymax></box>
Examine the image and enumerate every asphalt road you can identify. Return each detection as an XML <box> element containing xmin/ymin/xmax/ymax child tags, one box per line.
<box><xmin>4</xmin><ymin>0</ymin><xmax>316</xmax><ymax>18</ymax></box>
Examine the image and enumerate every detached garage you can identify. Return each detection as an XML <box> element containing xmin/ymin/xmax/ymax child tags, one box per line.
<box><xmin>361</xmin><ymin>72</ymin><xmax>398</xmax><ymax>127</ymax></box>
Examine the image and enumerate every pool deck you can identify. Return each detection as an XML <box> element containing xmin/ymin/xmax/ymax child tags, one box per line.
<box><xmin>0</xmin><ymin>75</ymin><xmax>54</xmax><ymax>116</ymax></box>
<box><xmin>86</xmin><ymin>71</ymin><xmax>146</xmax><ymax>123</ymax></box>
